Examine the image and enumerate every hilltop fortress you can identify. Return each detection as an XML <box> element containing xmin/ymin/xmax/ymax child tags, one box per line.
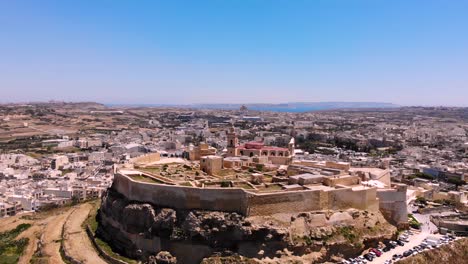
<box><xmin>97</xmin><ymin>133</ymin><xmax>408</xmax><ymax>263</ymax></box>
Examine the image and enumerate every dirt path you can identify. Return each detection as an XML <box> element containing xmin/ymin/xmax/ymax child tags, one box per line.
<box><xmin>0</xmin><ymin>203</ymin><xmax>103</xmax><ymax>264</ymax></box>
<box><xmin>36</xmin><ymin>208</ymin><xmax>75</xmax><ymax>264</ymax></box>
<box><xmin>62</xmin><ymin>203</ymin><xmax>106</xmax><ymax>264</ymax></box>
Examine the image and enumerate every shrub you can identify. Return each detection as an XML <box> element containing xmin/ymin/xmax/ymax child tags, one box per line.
<box><xmin>220</xmin><ymin>181</ymin><xmax>231</xmax><ymax>188</ymax></box>
<box><xmin>338</xmin><ymin>226</ymin><xmax>357</xmax><ymax>243</ymax></box>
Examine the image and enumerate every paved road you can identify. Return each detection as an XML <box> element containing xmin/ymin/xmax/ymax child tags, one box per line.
<box><xmin>371</xmin><ymin>205</ymin><xmax>441</xmax><ymax>264</ymax></box>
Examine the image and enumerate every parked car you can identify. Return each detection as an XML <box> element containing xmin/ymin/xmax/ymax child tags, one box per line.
<box><xmin>363</xmin><ymin>253</ymin><xmax>374</xmax><ymax>261</ymax></box>
<box><xmin>370</xmin><ymin>248</ymin><xmax>382</xmax><ymax>257</ymax></box>
<box><xmin>397</xmin><ymin>240</ymin><xmax>405</xmax><ymax>246</ymax></box>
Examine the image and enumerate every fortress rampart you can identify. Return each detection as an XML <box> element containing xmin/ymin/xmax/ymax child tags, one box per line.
<box><xmin>112</xmin><ymin>172</ymin><xmax>381</xmax><ymax>216</ymax></box>
<box><xmin>376</xmin><ymin>184</ymin><xmax>408</xmax><ymax>227</ymax></box>
<box><xmin>113</xmin><ymin>172</ymin><xmax>250</xmax><ymax>215</ymax></box>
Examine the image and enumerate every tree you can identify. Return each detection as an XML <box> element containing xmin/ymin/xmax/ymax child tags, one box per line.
<box><xmin>415</xmin><ymin>196</ymin><xmax>427</xmax><ymax>205</ymax></box>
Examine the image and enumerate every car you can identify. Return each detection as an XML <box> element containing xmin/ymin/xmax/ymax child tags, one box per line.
<box><xmin>383</xmin><ymin>246</ymin><xmax>391</xmax><ymax>252</ymax></box>
<box><xmin>384</xmin><ymin>260</ymin><xmax>392</xmax><ymax>264</ymax></box>
<box><xmin>403</xmin><ymin>250</ymin><xmax>412</xmax><ymax>257</ymax></box>
<box><xmin>397</xmin><ymin>240</ymin><xmax>405</xmax><ymax>246</ymax></box>
<box><xmin>370</xmin><ymin>248</ymin><xmax>382</xmax><ymax>257</ymax></box>
<box><xmin>363</xmin><ymin>253</ymin><xmax>374</xmax><ymax>261</ymax></box>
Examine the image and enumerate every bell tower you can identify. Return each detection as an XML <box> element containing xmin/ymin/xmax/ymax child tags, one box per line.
<box><xmin>227</xmin><ymin>126</ymin><xmax>238</xmax><ymax>157</ymax></box>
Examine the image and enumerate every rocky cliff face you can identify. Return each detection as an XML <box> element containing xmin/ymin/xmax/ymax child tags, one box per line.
<box><xmin>97</xmin><ymin>188</ymin><xmax>397</xmax><ymax>264</ymax></box>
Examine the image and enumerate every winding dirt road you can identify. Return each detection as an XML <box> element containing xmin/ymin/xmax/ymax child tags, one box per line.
<box><xmin>62</xmin><ymin>203</ymin><xmax>107</xmax><ymax>264</ymax></box>
<box><xmin>0</xmin><ymin>202</ymin><xmax>105</xmax><ymax>264</ymax></box>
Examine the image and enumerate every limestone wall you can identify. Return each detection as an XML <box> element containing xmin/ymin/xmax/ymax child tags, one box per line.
<box><xmin>113</xmin><ymin>173</ymin><xmax>249</xmax><ymax>215</ymax></box>
<box><xmin>323</xmin><ymin>175</ymin><xmax>360</xmax><ymax>187</ymax></box>
<box><xmin>325</xmin><ymin>161</ymin><xmax>351</xmax><ymax>171</ymax></box>
<box><xmin>376</xmin><ymin>185</ymin><xmax>408</xmax><ymax>227</ymax></box>
<box><xmin>113</xmin><ymin>173</ymin><xmax>380</xmax><ymax>217</ymax></box>
<box><xmin>327</xmin><ymin>188</ymin><xmax>379</xmax><ymax>211</ymax></box>
<box><xmin>130</xmin><ymin>153</ymin><xmax>161</xmax><ymax>165</ymax></box>
<box><xmin>247</xmin><ymin>190</ymin><xmax>324</xmax><ymax>215</ymax></box>
<box><xmin>268</xmin><ymin>156</ymin><xmax>291</xmax><ymax>165</ymax></box>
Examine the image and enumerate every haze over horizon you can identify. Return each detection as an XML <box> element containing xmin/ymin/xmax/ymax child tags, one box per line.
<box><xmin>1</xmin><ymin>1</ymin><xmax>468</xmax><ymax>106</ymax></box>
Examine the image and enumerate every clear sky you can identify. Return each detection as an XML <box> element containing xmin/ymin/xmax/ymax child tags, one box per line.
<box><xmin>1</xmin><ymin>1</ymin><xmax>467</xmax><ymax>106</ymax></box>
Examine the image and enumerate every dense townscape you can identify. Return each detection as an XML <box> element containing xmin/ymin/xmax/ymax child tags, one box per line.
<box><xmin>0</xmin><ymin>102</ymin><xmax>467</xmax><ymax>263</ymax></box>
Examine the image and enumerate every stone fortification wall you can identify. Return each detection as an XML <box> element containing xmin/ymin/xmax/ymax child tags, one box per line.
<box><xmin>376</xmin><ymin>184</ymin><xmax>408</xmax><ymax>227</ymax></box>
<box><xmin>323</xmin><ymin>175</ymin><xmax>360</xmax><ymax>187</ymax></box>
<box><xmin>130</xmin><ymin>152</ymin><xmax>161</xmax><ymax>165</ymax></box>
<box><xmin>113</xmin><ymin>173</ymin><xmax>249</xmax><ymax>215</ymax></box>
<box><xmin>247</xmin><ymin>190</ymin><xmax>325</xmax><ymax>215</ymax></box>
<box><xmin>325</xmin><ymin>161</ymin><xmax>351</xmax><ymax>171</ymax></box>
<box><xmin>327</xmin><ymin>187</ymin><xmax>379</xmax><ymax>211</ymax></box>
<box><xmin>113</xmin><ymin>173</ymin><xmax>380</xmax><ymax>217</ymax></box>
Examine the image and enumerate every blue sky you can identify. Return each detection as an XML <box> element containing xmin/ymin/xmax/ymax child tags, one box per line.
<box><xmin>1</xmin><ymin>1</ymin><xmax>467</xmax><ymax>106</ymax></box>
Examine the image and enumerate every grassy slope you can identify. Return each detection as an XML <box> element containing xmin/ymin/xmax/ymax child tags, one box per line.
<box><xmin>0</xmin><ymin>223</ymin><xmax>31</xmax><ymax>264</ymax></box>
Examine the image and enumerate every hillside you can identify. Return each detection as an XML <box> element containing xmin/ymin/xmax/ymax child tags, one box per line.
<box><xmin>397</xmin><ymin>238</ymin><xmax>468</xmax><ymax>264</ymax></box>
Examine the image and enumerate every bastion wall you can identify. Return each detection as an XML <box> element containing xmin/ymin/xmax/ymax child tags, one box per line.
<box><xmin>376</xmin><ymin>184</ymin><xmax>408</xmax><ymax>227</ymax></box>
<box><xmin>113</xmin><ymin>173</ymin><xmax>381</xmax><ymax>216</ymax></box>
<box><xmin>113</xmin><ymin>173</ymin><xmax>250</xmax><ymax>215</ymax></box>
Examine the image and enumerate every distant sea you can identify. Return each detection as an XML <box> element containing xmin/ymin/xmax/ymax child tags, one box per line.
<box><xmin>247</xmin><ymin>106</ymin><xmax>322</xmax><ymax>112</ymax></box>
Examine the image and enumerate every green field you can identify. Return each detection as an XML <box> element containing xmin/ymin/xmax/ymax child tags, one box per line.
<box><xmin>0</xmin><ymin>223</ymin><xmax>31</xmax><ymax>264</ymax></box>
